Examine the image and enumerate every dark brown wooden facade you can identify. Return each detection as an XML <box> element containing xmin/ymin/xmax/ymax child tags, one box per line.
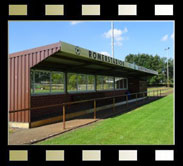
<box><xmin>9</xmin><ymin>42</ymin><xmax>61</xmax><ymax>122</ymax></box>
<box><xmin>8</xmin><ymin>41</ymin><xmax>152</xmax><ymax>126</ymax></box>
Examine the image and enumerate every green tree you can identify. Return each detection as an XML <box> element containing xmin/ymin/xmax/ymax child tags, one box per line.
<box><xmin>68</xmin><ymin>73</ymin><xmax>77</xmax><ymax>90</ymax></box>
<box><xmin>125</xmin><ymin>54</ymin><xmax>174</xmax><ymax>85</ymax></box>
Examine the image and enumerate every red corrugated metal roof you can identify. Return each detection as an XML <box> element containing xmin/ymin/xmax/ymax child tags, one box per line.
<box><xmin>9</xmin><ymin>42</ymin><xmax>61</xmax><ymax>58</ymax></box>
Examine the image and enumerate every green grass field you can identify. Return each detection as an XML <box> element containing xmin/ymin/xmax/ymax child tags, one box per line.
<box><xmin>147</xmin><ymin>86</ymin><xmax>173</xmax><ymax>92</ymax></box>
<box><xmin>38</xmin><ymin>94</ymin><xmax>174</xmax><ymax>145</ymax></box>
<box><xmin>147</xmin><ymin>87</ymin><xmax>173</xmax><ymax>96</ymax></box>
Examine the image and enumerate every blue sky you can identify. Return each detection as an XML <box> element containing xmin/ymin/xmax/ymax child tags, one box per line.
<box><xmin>9</xmin><ymin>21</ymin><xmax>174</xmax><ymax>60</ymax></box>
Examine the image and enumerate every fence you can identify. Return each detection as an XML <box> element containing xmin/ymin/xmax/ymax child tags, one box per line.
<box><xmin>9</xmin><ymin>88</ymin><xmax>170</xmax><ymax>129</ymax></box>
<box><xmin>148</xmin><ymin>83</ymin><xmax>174</xmax><ymax>88</ymax></box>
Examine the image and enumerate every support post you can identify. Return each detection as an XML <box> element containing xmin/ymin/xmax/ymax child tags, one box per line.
<box><xmin>113</xmin><ymin>97</ymin><xmax>115</xmax><ymax>111</ymax></box>
<box><xmin>63</xmin><ymin>104</ymin><xmax>66</xmax><ymax>129</ymax></box>
<box><xmin>94</xmin><ymin>75</ymin><xmax>97</xmax><ymax>92</ymax></box>
<box><xmin>64</xmin><ymin>72</ymin><xmax>67</xmax><ymax>94</ymax></box>
<box><xmin>126</xmin><ymin>95</ymin><xmax>128</xmax><ymax>107</ymax></box>
<box><xmin>28</xmin><ymin>109</ymin><xmax>31</xmax><ymax>128</ymax></box>
<box><xmin>94</xmin><ymin>100</ymin><xmax>96</xmax><ymax>119</ymax></box>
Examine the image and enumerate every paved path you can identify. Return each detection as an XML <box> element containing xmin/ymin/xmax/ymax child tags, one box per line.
<box><xmin>9</xmin><ymin>91</ymin><xmax>173</xmax><ymax>145</ymax></box>
<box><xmin>9</xmin><ymin>119</ymin><xmax>97</xmax><ymax>145</ymax></box>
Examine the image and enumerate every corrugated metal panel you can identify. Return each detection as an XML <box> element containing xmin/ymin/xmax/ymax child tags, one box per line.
<box><xmin>9</xmin><ymin>42</ymin><xmax>61</xmax><ymax>122</ymax></box>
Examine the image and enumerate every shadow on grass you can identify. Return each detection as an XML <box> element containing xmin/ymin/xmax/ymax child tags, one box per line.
<box><xmin>68</xmin><ymin>95</ymin><xmax>167</xmax><ymax>121</ymax></box>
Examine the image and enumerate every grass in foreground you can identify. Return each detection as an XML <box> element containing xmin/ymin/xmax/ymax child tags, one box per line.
<box><xmin>147</xmin><ymin>86</ymin><xmax>173</xmax><ymax>92</ymax></box>
<box><xmin>38</xmin><ymin>94</ymin><xmax>174</xmax><ymax>145</ymax></box>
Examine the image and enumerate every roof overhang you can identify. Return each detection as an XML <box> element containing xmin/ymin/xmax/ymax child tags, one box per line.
<box><xmin>9</xmin><ymin>41</ymin><xmax>158</xmax><ymax>78</ymax></box>
<box><xmin>31</xmin><ymin>41</ymin><xmax>158</xmax><ymax>78</ymax></box>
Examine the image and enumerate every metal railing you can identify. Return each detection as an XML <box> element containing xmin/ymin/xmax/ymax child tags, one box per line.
<box><xmin>9</xmin><ymin>88</ymin><xmax>170</xmax><ymax>129</ymax></box>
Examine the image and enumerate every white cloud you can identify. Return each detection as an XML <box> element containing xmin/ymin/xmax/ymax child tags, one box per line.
<box><xmin>103</xmin><ymin>27</ymin><xmax>128</xmax><ymax>46</ymax></box>
<box><xmin>161</xmin><ymin>34</ymin><xmax>169</xmax><ymax>41</ymax></box>
<box><xmin>70</xmin><ymin>21</ymin><xmax>82</xmax><ymax>25</ymax></box>
<box><xmin>100</xmin><ymin>51</ymin><xmax>111</xmax><ymax>57</ymax></box>
<box><xmin>171</xmin><ymin>33</ymin><xmax>174</xmax><ymax>40</ymax></box>
<box><xmin>161</xmin><ymin>33</ymin><xmax>174</xmax><ymax>41</ymax></box>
